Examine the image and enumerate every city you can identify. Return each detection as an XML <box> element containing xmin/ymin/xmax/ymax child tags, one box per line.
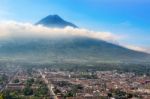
<box><xmin>0</xmin><ymin>65</ymin><xmax>150</xmax><ymax>99</ymax></box>
<box><xmin>0</xmin><ymin>0</ymin><xmax>150</xmax><ymax>99</ymax></box>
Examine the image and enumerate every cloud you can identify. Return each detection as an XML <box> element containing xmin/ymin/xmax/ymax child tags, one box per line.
<box><xmin>124</xmin><ymin>45</ymin><xmax>150</xmax><ymax>53</ymax></box>
<box><xmin>0</xmin><ymin>21</ymin><xmax>123</xmax><ymax>42</ymax></box>
<box><xmin>0</xmin><ymin>21</ymin><xmax>149</xmax><ymax>53</ymax></box>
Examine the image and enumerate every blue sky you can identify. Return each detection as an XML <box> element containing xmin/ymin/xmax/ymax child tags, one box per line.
<box><xmin>0</xmin><ymin>0</ymin><xmax>150</xmax><ymax>51</ymax></box>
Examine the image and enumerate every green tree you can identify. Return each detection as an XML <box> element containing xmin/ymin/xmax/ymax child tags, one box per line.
<box><xmin>13</xmin><ymin>79</ymin><xmax>19</xmax><ymax>83</ymax></box>
<box><xmin>107</xmin><ymin>93</ymin><xmax>112</xmax><ymax>97</ymax></box>
<box><xmin>0</xmin><ymin>93</ymin><xmax>4</xmax><ymax>99</ymax></box>
<box><xmin>64</xmin><ymin>92</ymin><xmax>74</xmax><ymax>97</ymax></box>
<box><xmin>26</xmin><ymin>78</ymin><xmax>34</xmax><ymax>86</ymax></box>
<box><xmin>127</xmin><ymin>93</ymin><xmax>133</xmax><ymax>98</ymax></box>
<box><xmin>23</xmin><ymin>86</ymin><xmax>33</xmax><ymax>96</ymax></box>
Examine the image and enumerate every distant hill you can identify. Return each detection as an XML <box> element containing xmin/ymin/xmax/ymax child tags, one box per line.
<box><xmin>0</xmin><ymin>15</ymin><xmax>149</xmax><ymax>64</ymax></box>
<box><xmin>36</xmin><ymin>15</ymin><xmax>78</xmax><ymax>28</ymax></box>
<box><xmin>0</xmin><ymin>37</ymin><xmax>149</xmax><ymax>64</ymax></box>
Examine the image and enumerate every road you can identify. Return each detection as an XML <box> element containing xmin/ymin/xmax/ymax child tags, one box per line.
<box><xmin>39</xmin><ymin>70</ymin><xmax>58</xmax><ymax>99</ymax></box>
<box><xmin>0</xmin><ymin>68</ymin><xmax>19</xmax><ymax>92</ymax></box>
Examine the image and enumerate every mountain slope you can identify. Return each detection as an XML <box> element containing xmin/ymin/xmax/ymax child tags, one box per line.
<box><xmin>0</xmin><ymin>15</ymin><xmax>149</xmax><ymax>64</ymax></box>
<box><xmin>36</xmin><ymin>15</ymin><xmax>78</xmax><ymax>28</ymax></box>
<box><xmin>0</xmin><ymin>37</ymin><xmax>149</xmax><ymax>63</ymax></box>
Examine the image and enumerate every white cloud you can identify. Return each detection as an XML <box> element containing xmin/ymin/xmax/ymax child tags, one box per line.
<box><xmin>0</xmin><ymin>21</ymin><xmax>123</xmax><ymax>42</ymax></box>
<box><xmin>0</xmin><ymin>21</ymin><xmax>149</xmax><ymax>53</ymax></box>
<box><xmin>124</xmin><ymin>45</ymin><xmax>150</xmax><ymax>53</ymax></box>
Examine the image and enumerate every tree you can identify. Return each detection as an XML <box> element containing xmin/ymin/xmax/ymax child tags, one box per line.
<box><xmin>107</xmin><ymin>93</ymin><xmax>112</xmax><ymax>97</ymax></box>
<box><xmin>34</xmin><ymin>85</ymin><xmax>48</xmax><ymax>97</ymax></box>
<box><xmin>2</xmin><ymin>91</ymin><xmax>11</xmax><ymax>99</ymax></box>
<box><xmin>13</xmin><ymin>79</ymin><xmax>19</xmax><ymax>83</ymax></box>
<box><xmin>26</xmin><ymin>78</ymin><xmax>34</xmax><ymax>86</ymax></box>
<box><xmin>39</xmin><ymin>85</ymin><xmax>48</xmax><ymax>96</ymax></box>
<box><xmin>0</xmin><ymin>93</ymin><xmax>4</xmax><ymax>99</ymax></box>
<box><xmin>10</xmin><ymin>91</ymin><xmax>20</xmax><ymax>99</ymax></box>
<box><xmin>54</xmin><ymin>89</ymin><xmax>61</xmax><ymax>94</ymax></box>
<box><xmin>23</xmin><ymin>86</ymin><xmax>33</xmax><ymax>96</ymax></box>
<box><xmin>64</xmin><ymin>92</ymin><xmax>74</xmax><ymax>97</ymax></box>
<box><xmin>127</xmin><ymin>93</ymin><xmax>133</xmax><ymax>98</ymax></box>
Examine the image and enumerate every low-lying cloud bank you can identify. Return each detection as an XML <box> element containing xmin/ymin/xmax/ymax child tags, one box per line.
<box><xmin>124</xmin><ymin>45</ymin><xmax>149</xmax><ymax>53</ymax></box>
<box><xmin>0</xmin><ymin>21</ymin><xmax>149</xmax><ymax>53</ymax></box>
<box><xmin>0</xmin><ymin>21</ymin><xmax>122</xmax><ymax>41</ymax></box>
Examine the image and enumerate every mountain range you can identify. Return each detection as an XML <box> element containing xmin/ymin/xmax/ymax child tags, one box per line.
<box><xmin>0</xmin><ymin>15</ymin><xmax>149</xmax><ymax>64</ymax></box>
